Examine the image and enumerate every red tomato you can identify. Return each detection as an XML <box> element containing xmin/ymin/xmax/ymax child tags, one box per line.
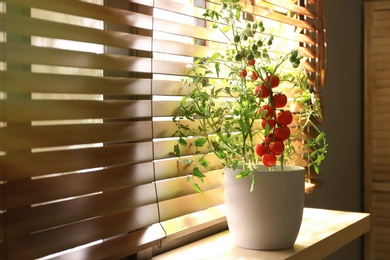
<box><xmin>259</xmin><ymin>105</ymin><xmax>275</xmax><ymax>120</ymax></box>
<box><xmin>264</xmin><ymin>133</ymin><xmax>275</xmax><ymax>143</ymax></box>
<box><xmin>261</xmin><ymin>118</ymin><xmax>275</xmax><ymax>129</ymax></box>
<box><xmin>269</xmin><ymin>140</ymin><xmax>285</xmax><ymax>155</ymax></box>
<box><xmin>262</xmin><ymin>153</ymin><xmax>277</xmax><ymax>167</ymax></box>
<box><xmin>276</xmin><ymin>110</ymin><xmax>293</xmax><ymax>126</ymax></box>
<box><xmin>239</xmin><ymin>69</ymin><xmax>247</xmax><ymax>78</ymax></box>
<box><xmin>255</xmin><ymin>85</ymin><xmax>270</xmax><ymax>98</ymax></box>
<box><xmin>255</xmin><ymin>143</ymin><xmax>268</xmax><ymax>157</ymax></box>
<box><xmin>273</xmin><ymin>93</ymin><xmax>287</xmax><ymax>108</ymax></box>
<box><xmin>266</xmin><ymin>75</ymin><xmax>280</xmax><ymax>88</ymax></box>
<box><xmin>247</xmin><ymin>59</ymin><xmax>256</xmax><ymax>66</ymax></box>
<box><xmin>274</xmin><ymin>126</ymin><xmax>290</xmax><ymax>141</ymax></box>
<box><xmin>251</xmin><ymin>72</ymin><xmax>258</xmax><ymax>81</ymax></box>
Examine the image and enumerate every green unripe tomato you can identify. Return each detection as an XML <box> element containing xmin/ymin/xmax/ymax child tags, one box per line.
<box><xmin>252</xmin><ymin>44</ymin><xmax>258</xmax><ymax>52</ymax></box>
<box><xmin>234</xmin><ymin>35</ymin><xmax>241</xmax><ymax>43</ymax></box>
<box><xmin>235</xmin><ymin>53</ymin><xmax>243</xmax><ymax>61</ymax></box>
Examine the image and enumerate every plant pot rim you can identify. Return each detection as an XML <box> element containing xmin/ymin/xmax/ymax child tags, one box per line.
<box><xmin>225</xmin><ymin>165</ymin><xmax>305</xmax><ymax>172</ymax></box>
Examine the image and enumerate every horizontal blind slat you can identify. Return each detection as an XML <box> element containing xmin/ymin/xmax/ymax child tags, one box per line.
<box><xmin>6</xmin><ymin>162</ymin><xmax>154</xmax><ymax>208</ymax></box>
<box><xmin>1</xmin><ymin>71</ymin><xmax>151</xmax><ymax>95</ymax></box>
<box><xmin>3</xmin><ymin>100</ymin><xmax>151</xmax><ymax>121</ymax></box>
<box><xmin>4</xmin><ymin>122</ymin><xmax>152</xmax><ymax>150</ymax></box>
<box><xmin>7</xmin><ymin>184</ymin><xmax>157</xmax><ymax>237</ymax></box>
<box><xmin>8</xmin><ymin>0</ymin><xmax>154</xmax><ymax>29</ymax></box>
<box><xmin>0</xmin><ymin>13</ymin><xmax>152</xmax><ymax>51</ymax></box>
<box><xmin>1</xmin><ymin>43</ymin><xmax>152</xmax><ymax>72</ymax></box>
<box><xmin>6</xmin><ymin>204</ymin><xmax>160</xmax><ymax>260</ymax></box>
<box><xmin>5</xmin><ymin>143</ymin><xmax>153</xmax><ymax>180</ymax></box>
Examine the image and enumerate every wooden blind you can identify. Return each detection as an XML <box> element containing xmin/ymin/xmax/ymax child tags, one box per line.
<box><xmin>364</xmin><ymin>2</ymin><xmax>390</xmax><ymax>259</ymax></box>
<box><xmin>0</xmin><ymin>0</ymin><xmax>326</xmax><ymax>259</ymax></box>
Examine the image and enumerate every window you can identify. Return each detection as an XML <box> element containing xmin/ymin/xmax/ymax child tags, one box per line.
<box><xmin>0</xmin><ymin>0</ymin><xmax>325</xmax><ymax>259</ymax></box>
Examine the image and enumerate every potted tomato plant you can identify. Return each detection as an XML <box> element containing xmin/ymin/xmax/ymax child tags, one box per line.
<box><xmin>173</xmin><ymin>0</ymin><xmax>327</xmax><ymax>250</ymax></box>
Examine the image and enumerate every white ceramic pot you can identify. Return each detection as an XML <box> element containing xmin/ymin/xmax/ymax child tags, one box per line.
<box><xmin>224</xmin><ymin>165</ymin><xmax>305</xmax><ymax>250</ymax></box>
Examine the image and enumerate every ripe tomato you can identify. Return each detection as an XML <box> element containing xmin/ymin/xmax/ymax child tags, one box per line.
<box><xmin>261</xmin><ymin>118</ymin><xmax>275</xmax><ymax>129</ymax></box>
<box><xmin>264</xmin><ymin>133</ymin><xmax>275</xmax><ymax>143</ymax></box>
<box><xmin>274</xmin><ymin>126</ymin><xmax>290</xmax><ymax>141</ymax></box>
<box><xmin>269</xmin><ymin>140</ymin><xmax>285</xmax><ymax>155</ymax></box>
<box><xmin>247</xmin><ymin>59</ymin><xmax>256</xmax><ymax>66</ymax></box>
<box><xmin>276</xmin><ymin>110</ymin><xmax>293</xmax><ymax>126</ymax></box>
<box><xmin>255</xmin><ymin>84</ymin><xmax>270</xmax><ymax>98</ymax></box>
<box><xmin>251</xmin><ymin>72</ymin><xmax>258</xmax><ymax>81</ymax></box>
<box><xmin>239</xmin><ymin>69</ymin><xmax>247</xmax><ymax>78</ymax></box>
<box><xmin>273</xmin><ymin>93</ymin><xmax>287</xmax><ymax>108</ymax></box>
<box><xmin>266</xmin><ymin>75</ymin><xmax>280</xmax><ymax>88</ymax></box>
<box><xmin>255</xmin><ymin>143</ymin><xmax>268</xmax><ymax>157</ymax></box>
<box><xmin>262</xmin><ymin>153</ymin><xmax>277</xmax><ymax>167</ymax></box>
<box><xmin>259</xmin><ymin>105</ymin><xmax>275</xmax><ymax>120</ymax></box>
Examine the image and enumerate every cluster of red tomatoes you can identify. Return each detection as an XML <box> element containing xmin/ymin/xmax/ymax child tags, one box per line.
<box><xmin>252</xmin><ymin>73</ymin><xmax>293</xmax><ymax>167</ymax></box>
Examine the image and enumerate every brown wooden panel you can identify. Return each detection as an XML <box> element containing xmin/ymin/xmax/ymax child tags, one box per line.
<box><xmin>6</xmin><ymin>184</ymin><xmax>157</xmax><ymax>238</ymax></box>
<box><xmin>1</xmin><ymin>71</ymin><xmax>152</xmax><ymax>95</ymax></box>
<box><xmin>6</xmin><ymin>162</ymin><xmax>154</xmax><ymax>208</ymax></box>
<box><xmin>2</xmin><ymin>99</ymin><xmax>151</xmax><ymax>121</ymax></box>
<box><xmin>4</xmin><ymin>121</ymin><xmax>152</xmax><ymax>150</ymax></box>
<box><xmin>1</xmin><ymin>43</ymin><xmax>152</xmax><ymax>72</ymax></box>
<box><xmin>50</xmin><ymin>224</ymin><xmax>165</xmax><ymax>259</ymax></box>
<box><xmin>4</xmin><ymin>142</ymin><xmax>153</xmax><ymax>180</ymax></box>
<box><xmin>6</xmin><ymin>204</ymin><xmax>160</xmax><ymax>260</ymax></box>
<box><xmin>10</xmin><ymin>0</ymin><xmax>153</xmax><ymax>30</ymax></box>
<box><xmin>0</xmin><ymin>13</ymin><xmax>152</xmax><ymax>51</ymax></box>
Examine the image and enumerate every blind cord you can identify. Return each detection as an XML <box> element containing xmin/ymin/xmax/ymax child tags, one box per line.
<box><xmin>151</xmin><ymin>0</ymin><xmax>168</xmax><ymax>248</ymax></box>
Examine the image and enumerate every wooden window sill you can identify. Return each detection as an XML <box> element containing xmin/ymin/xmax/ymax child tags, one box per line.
<box><xmin>153</xmin><ymin>208</ymin><xmax>370</xmax><ymax>260</ymax></box>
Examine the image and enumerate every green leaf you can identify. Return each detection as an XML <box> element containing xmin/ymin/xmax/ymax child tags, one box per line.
<box><xmin>193</xmin><ymin>167</ymin><xmax>206</xmax><ymax>180</ymax></box>
<box><xmin>315</xmin><ymin>132</ymin><xmax>324</xmax><ymax>143</ymax></box>
<box><xmin>198</xmin><ymin>157</ymin><xmax>210</xmax><ymax>168</ymax></box>
<box><xmin>211</xmin><ymin>53</ymin><xmax>221</xmax><ymax>60</ymax></box>
<box><xmin>236</xmin><ymin>170</ymin><xmax>250</xmax><ymax>179</ymax></box>
<box><xmin>194</xmin><ymin>138</ymin><xmax>207</xmax><ymax>147</ymax></box>
<box><xmin>192</xmin><ymin>183</ymin><xmax>203</xmax><ymax>194</ymax></box>
<box><xmin>173</xmin><ymin>144</ymin><xmax>181</xmax><ymax>157</ymax></box>
<box><xmin>178</xmin><ymin>137</ymin><xmax>187</xmax><ymax>146</ymax></box>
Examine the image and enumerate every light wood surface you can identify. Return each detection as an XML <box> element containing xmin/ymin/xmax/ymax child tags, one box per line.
<box><xmin>153</xmin><ymin>208</ymin><xmax>370</xmax><ymax>260</ymax></box>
